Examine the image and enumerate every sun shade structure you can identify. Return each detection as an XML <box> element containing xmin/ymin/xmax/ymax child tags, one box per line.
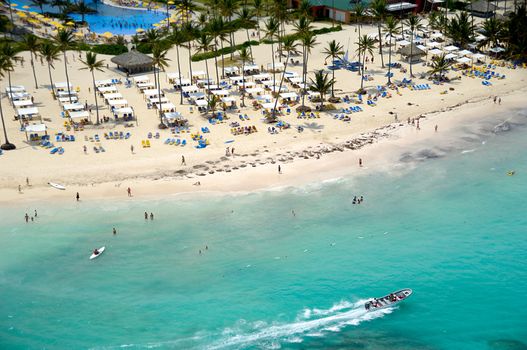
<box><xmin>469</xmin><ymin>0</ymin><xmax>497</xmax><ymax>18</ymax></box>
<box><xmin>398</xmin><ymin>43</ymin><xmax>426</xmax><ymax>63</ymax></box>
<box><xmin>111</xmin><ymin>50</ymin><xmax>154</xmax><ymax>74</ymax></box>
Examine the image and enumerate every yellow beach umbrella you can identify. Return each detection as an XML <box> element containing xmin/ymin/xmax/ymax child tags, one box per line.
<box><xmin>101</xmin><ymin>31</ymin><xmax>113</xmax><ymax>38</ymax></box>
<box><xmin>66</xmin><ymin>21</ymin><xmax>74</xmax><ymax>26</ymax></box>
<box><xmin>17</xmin><ymin>11</ymin><xmax>26</xmax><ymax>17</ymax></box>
<box><xmin>30</xmin><ymin>11</ymin><xmax>38</xmax><ymax>15</ymax></box>
<box><xmin>10</xmin><ymin>3</ymin><xmax>18</xmax><ymax>7</ymax></box>
<box><xmin>22</xmin><ymin>5</ymin><xmax>30</xmax><ymax>8</ymax></box>
<box><xmin>153</xmin><ymin>5</ymin><xmax>159</xmax><ymax>9</ymax></box>
<box><xmin>136</xmin><ymin>28</ymin><xmax>144</xmax><ymax>32</ymax></box>
<box><xmin>74</xmin><ymin>31</ymin><xmax>84</xmax><ymax>37</ymax></box>
<box><xmin>153</xmin><ymin>23</ymin><xmax>160</xmax><ymax>27</ymax></box>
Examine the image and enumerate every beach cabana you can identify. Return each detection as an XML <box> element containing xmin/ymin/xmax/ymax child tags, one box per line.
<box><xmin>195</xmin><ymin>99</ymin><xmax>208</xmax><ymax>112</ymax></box>
<box><xmin>189</xmin><ymin>92</ymin><xmax>206</xmax><ymax>102</ymax></box>
<box><xmin>155</xmin><ymin>102</ymin><xmax>176</xmax><ymax>112</ymax></box>
<box><xmin>429</xmin><ymin>48</ymin><xmax>443</xmax><ymax>55</ymax></box>
<box><xmin>23</xmin><ymin>123</ymin><xmax>47</xmax><ymax>141</ymax></box>
<box><xmin>111</xmin><ymin>50</ymin><xmax>154</xmax><ymax>74</ymax></box>
<box><xmin>211</xmin><ymin>89</ymin><xmax>230</xmax><ymax>97</ymax></box>
<box><xmin>456</xmin><ymin>57</ymin><xmax>472</xmax><ymax>64</ymax></box>
<box><xmin>472</xmin><ymin>53</ymin><xmax>486</xmax><ymax>63</ymax></box>
<box><xmin>397</xmin><ymin>39</ymin><xmax>411</xmax><ymax>46</ymax></box>
<box><xmin>280</xmin><ymin>92</ymin><xmax>298</xmax><ymax>101</ymax></box>
<box><xmin>267</xmin><ymin>62</ymin><xmax>284</xmax><ymax>72</ymax></box>
<box><xmin>8</xmin><ymin>92</ymin><xmax>30</xmax><ymax>101</ymax></box>
<box><xmin>143</xmin><ymin>89</ymin><xmax>163</xmax><ymax>98</ymax></box>
<box><xmin>17</xmin><ymin>107</ymin><xmax>40</xmax><ymax>121</ymax></box>
<box><xmin>13</xmin><ymin>99</ymin><xmax>33</xmax><ymax>108</ymax></box>
<box><xmin>103</xmin><ymin>93</ymin><xmax>123</xmax><ymax>101</ymax></box>
<box><xmin>172</xmin><ymin>78</ymin><xmax>192</xmax><ymax>89</ymax></box>
<box><xmin>224</xmin><ymin>67</ymin><xmax>239</xmax><ymax>76</ymax></box>
<box><xmin>469</xmin><ymin>0</ymin><xmax>497</xmax><ymax>18</ymax></box>
<box><xmin>191</xmin><ymin>71</ymin><xmax>206</xmax><ymax>78</ymax></box>
<box><xmin>114</xmin><ymin>107</ymin><xmax>135</xmax><ymax>122</ymax></box>
<box><xmin>229</xmin><ymin>76</ymin><xmax>246</xmax><ymax>84</ymax></box>
<box><xmin>95</xmin><ymin>79</ymin><xmax>115</xmax><ymax>87</ymax></box>
<box><xmin>54</xmin><ymin>82</ymin><xmax>72</xmax><ymax>92</ymax></box>
<box><xmin>398</xmin><ymin>43</ymin><xmax>426</xmax><ymax>63</ymax></box>
<box><xmin>108</xmin><ymin>99</ymin><xmax>128</xmax><ymax>108</ymax></box>
<box><xmin>444</xmin><ymin>53</ymin><xmax>458</xmax><ymax>60</ymax></box>
<box><xmin>133</xmin><ymin>75</ymin><xmax>150</xmax><ymax>84</ymax></box>
<box><xmin>5</xmin><ymin>85</ymin><xmax>26</xmax><ymax>93</ymax></box>
<box><xmin>182</xmin><ymin>85</ymin><xmax>200</xmax><ymax>94</ymax></box>
<box><xmin>163</xmin><ymin>111</ymin><xmax>187</xmax><ymax>126</ymax></box>
<box><xmin>243</xmin><ymin>64</ymin><xmax>260</xmax><ymax>75</ymax></box>
<box><xmin>444</xmin><ymin>45</ymin><xmax>459</xmax><ymax>52</ymax></box>
<box><xmin>253</xmin><ymin>73</ymin><xmax>271</xmax><ymax>83</ymax></box>
<box><xmin>68</xmin><ymin>111</ymin><xmax>90</xmax><ymax>120</ymax></box>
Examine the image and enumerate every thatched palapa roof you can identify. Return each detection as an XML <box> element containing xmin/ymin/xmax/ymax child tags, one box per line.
<box><xmin>398</xmin><ymin>43</ymin><xmax>426</xmax><ymax>57</ymax></box>
<box><xmin>111</xmin><ymin>50</ymin><xmax>153</xmax><ymax>68</ymax></box>
<box><xmin>469</xmin><ymin>0</ymin><xmax>497</xmax><ymax>14</ymax></box>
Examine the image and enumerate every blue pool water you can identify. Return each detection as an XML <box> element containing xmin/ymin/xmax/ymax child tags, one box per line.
<box><xmin>1</xmin><ymin>107</ymin><xmax>526</xmax><ymax>349</ymax></box>
<box><xmin>17</xmin><ymin>0</ymin><xmax>167</xmax><ymax>34</ymax></box>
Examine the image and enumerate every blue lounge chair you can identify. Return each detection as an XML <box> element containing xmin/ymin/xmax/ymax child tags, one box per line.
<box><xmin>181</xmin><ymin>140</ymin><xmax>187</xmax><ymax>146</ymax></box>
<box><xmin>50</xmin><ymin>147</ymin><xmax>59</xmax><ymax>154</ymax></box>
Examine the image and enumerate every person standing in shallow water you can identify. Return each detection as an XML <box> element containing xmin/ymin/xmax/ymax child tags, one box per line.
<box><xmin>144</xmin><ymin>212</ymin><xmax>148</xmax><ymax>220</ymax></box>
<box><xmin>150</xmin><ymin>213</ymin><xmax>154</xmax><ymax>220</ymax></box>
<box><xmin>76</xmin><ymin>192</ymin><xmax>80</xmax><ymax>201</ymax></box>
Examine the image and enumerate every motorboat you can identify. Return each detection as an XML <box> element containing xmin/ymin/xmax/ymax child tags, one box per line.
<box><xmin>365</xmin><ymin>288</ymin><xmax>412</xmax><ymax>311</ymax></box>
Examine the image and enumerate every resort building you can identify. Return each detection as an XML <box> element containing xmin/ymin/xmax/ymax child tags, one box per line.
<box><xmin>288</xmin><ymin>0</ymin><xmax>421</xmax><ymax>23</ymax></box>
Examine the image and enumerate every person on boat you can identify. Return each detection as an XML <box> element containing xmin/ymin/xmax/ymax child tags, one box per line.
<box><xmin>365</xmin><ymin>302</ymin><xmax>371</xmax><ymax>310</ymax></box>
<box><xmin>93</xmin><ymin>249</ymin><xmax>99</xmax><ymax>256</ymax></box>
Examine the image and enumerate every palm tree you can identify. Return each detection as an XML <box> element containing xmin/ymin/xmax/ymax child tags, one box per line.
<box><xmin>170</xmin><ymin>27</ymin><xmax>185</xmax><ymax>104</ymax></box>
<box><xmin>446</xmin><ymin>12</ymin><xmax>474</xmax><ymax>48</ymax></box>
<box><xmin>294</xmin><ymin>16</ymin><xmax>313</xmax><ymax>109</ymax></box>
<box><xmin>0</xmin><ymin>53</ymin><xmax>15</xmax><ymax>150</ymax></box>
<box><xmin>309</xmin><ymin>70</ymin><xmax>335</xmax><ymax>111</ymax></box>
<box><xmin>177</xmin><ymin>0</ymin><xmax>197</xmax><ymax>24</ymax></box>
<box><xmin>80</xmin><ymin>52</ymin><xmax>104</xmax><ymax>124</ymax></box>
<box><xmin>208</xmin><ymin>94</ymin><xmax>220</xmax><ymax>116</ymax></box>
<box><xmin>151</xmin><ymin>45</ymin><xmax>171</xmax><ymax>128</ymax></box>
<box><xmin>206</xmin><ymin>17</ymin><xmax>227</xmax><ymax>83</ymax></box>
<box><xmin>31</xmin><ymin>0</ymin><xmax>49</xmax><ymax>14</ymax></box>
<box><xmin>270</xmin><ymin>36</ymin><xmax>298</xmax><ymax>121</ymax></box>
<box><xmin>296</xmin><ymin>0</ymin><xmax>312</xmax><ymax>19</ymax></box>
<box><xmin>351</xmin><ymin>2</ymin><xmax>366</xmax><ymax>38</ymax></box>
<box><xmin>73</xmin><ymin>1</ymin><xmax>93</xmax><ymax>24</ymax></box>
<box><xmin>404</xmin><ymin>14</ymin><xmax>423</xmax><ymax>77</ymax></box>
<box><xmin>53</xmin><ymin>29</ymin><xmax>76</xmax><ymax>103</ymax></box>
<box><xmin>236</xmin><ymin>7</ymin><xmax>257</xmax><ymax>61</ymax></box>
<box><xmin>238</xmin><ymin>47</ymin><xmax>250</xmax><ymax>107</ymax></box>
<box><xmin>264</xmin><ymin>17</ymin><xmax>280</xmax><ymax>88</ymax></box>
<box><xmin>253</xmin><ymin>0</ymin><xmax>264</xmax><ymax>40</ymax></box>
<box><xmin>272</xmin><ymin>0</ymin><xmax>289</xmax><ymax>62</ymax></box>
<box><xmin>323</xmin><ymin>40</ymin><xmax>344</xmax><ymax>97</ymax></box>
<box><xmin>196</xmin><ymin>33</ymin><xmax>213</xmax><ymax>113</ymax></box>
<box><xmin>383</xmin><ymin>16</ymin><xmax>400</xmax><ymax>85</ymax></box>
<box><xmin>481</xmin><ymin>17</ymin><xmax>503</xmax><ymax>48</ymax></box>
<box><xmin>0</xmin><ymin>43</ymin><xmax>20</xmax><ymax>95</ymax></box>
<box><xmin>428</xmin><ymin>54</ymin><xmax>453</xmax><ymax>81</ymax></box>
<box><xmin>370</xmin><ymin>0</ymin><xmax>387</xmax><ymax>67</ymax></box>
<box><xmin>220</xmin><ymin>0</ymin><xmax>240</xmax><ymax>59</ymax></box>
<box><xmin>356</xmin><ymin>34</ymin><xmax>375</xmax><ymax>92</ymax></box>
<box><xmin>182</xmin><ymin>21</ymin><xmax>197</xmax><ymax>83</ymax></box>
<box><xmin>299</xmin><ymin>32</ymin><xmax>316</xmax><ymax>110</ymax></box>
<box><xmin>39</xmin><ymin>42</ymin><xmax>60</xmax><ymax>90</ymax></box>
<box><xmin>21</xmin><ymin>34</ymin><xmax>41</xmax><ymax>89</ymax></box>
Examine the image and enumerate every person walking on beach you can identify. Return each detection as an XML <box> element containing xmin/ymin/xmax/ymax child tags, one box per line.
<box><xmin>25</xmin><ymin>213</ymin><xmax>29</xmax><ymax>223</ymax></box>
<box><xmin>131</xmin><ymin>145</ymin><xmax>134</xmax><ymax>154</ymax></box>
<box><xmin>127</xmin><ymin>187</ymin><xmax>132</xmax><ymax>197</ymax></box>
<box><xmin>76</xmin><ymin>192</ymin><xmax>80</xmax><ymax>201</ymax></box>
<box><xmin>26</xmin><ymin>177</ymin><xmax>30</xmax><ymax>186</ymax></box>
<box><xmin>435</xmin><ymin>125</ymin><xmax>438</xmax><ymax>132</ymax></box>
<box><xmin>181</xmin><ymin>155</ymin><xmax>186</xmax><ymax>165</ymax></box>
<box><xmin>18</xmin><ymin>185</ymin><xmax>22</xmax><ymax>193</ymax></box>
<box><xmin>493</xmin><ymin>96</ymin><xmax>497</xmax><ymax>103</ymax></box>
<box><xmin>83</xmin><ymin>145</ymin><xmax>87</xmax><ymax>154</ymax></box>
<box><xmin>359</xmin><ymin>158</ymin><xmax>363</xmax><ymax>167</ymax></box>
<box><xmin>34</xmin><ymin>210</ymin><xmax>37</xmax><ymax>218</ymax></box>
<box><xmin>278</xmin><ymin>165</ymin><xmax>282</xmax><ymax>174</ymax></box>
<box><xmin>498</xmin><ymin>98</ymin><xmax>501</xmax><ymax>105</ymax></box>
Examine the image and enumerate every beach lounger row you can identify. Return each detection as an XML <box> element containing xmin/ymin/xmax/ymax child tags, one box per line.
<box><xmin>238</xmin><ymin>114</ymin><xmax>251</xmax><ymax>121</ymax></box>
<box><xmin>297</xmin><ymin>112</ymin><xmax>320</xmax><ymax>119</ymax></box>
<box><xmin>334</xmin><ymin>114</ymin><xmax>351</xmax><ymax>121</ymax></box>
<box><xmin>482</xmin><ymin>80</ymin><xmax>492</xmax><ymax>86</ymax></box>
<box><xmin>342</xmin><ymin>106</ymin><xmax>363</xmax><ymax>113</ymax></box>
<box><xmin>367</xmin><ymin>100</ymin><xmax>377</xmax><ymax>106</ymax></box>
<box><xmin>201</xmin><ymin>127</ymin><xmax>210</xmax><ymax>133</ymax></box>
<box><xmin>55</xmin><ymin>134</ymin><xmax>75</xmax><ymax>142</ymax></box>
<box><xmin>148</xmin><ymin>132</ymin><xmax>160</xmax><ymax>139</ymax></box>
<box><xmin>231</xmin><ymin>126</ymin><xmax>258</xmax><ymax>136</ymax></box>
<box><xmin>104</xmin><ymin>131</ymin><xmax>130</xmax><ymax>140</ymax></box>
<box><xmin>171</xmin><ymin>126</ymin><xmax>190</xmax><ymax>134</ymax></box>
<box><xmin>411</xmin><ymin>84</ymin><xmax>431</xmax><ymax>90</ymax></box>
<box><xmin>164</xmin><ymin>138</ymin><xmax>188</xmax><ymax>146</ymax></box>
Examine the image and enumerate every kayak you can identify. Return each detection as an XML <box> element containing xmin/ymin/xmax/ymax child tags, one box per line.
<box><xmin>90</xmin><ymin>246</ymin><xmax>105</xmax><ymax>260</ymax></box>
<box><xmin>48</xmin><ymin>182</ymin><xmax>66</xmax><ymax>190</ymax></box>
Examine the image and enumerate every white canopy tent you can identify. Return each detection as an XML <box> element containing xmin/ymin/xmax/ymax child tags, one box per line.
<box><xmin>426</xmin><ymin>41</ymin><xmax>441</xmax><ymax>48</ymax></box>
<box><xmin>103</xmin><ymin>93</ymin><xmax>123</xmax><ymax>101</ymax></box>
<box><xmin>143</xmin><ymin>89</ymin><xmax>163</xmax><ymax>97</ymax></box>
<box><xmin>154</xmin><ymin>102</ymin><xmax>176</xmax><ymax>112</ymax></box>
<box><xmin>191</xmin><ymin>70</ymin><xmax>206</xmax><ymax>78</ymax></box>
<box><xmin>182</xmin><ymin>85</ymin><xmax>200</xmax><ymax>93</ymax></box>
<box><xmin>108</xmin><ymin>99</ymin><xmax>128</xmax><ymax>107</ymax></box>
<box><xmin>95</xmin><ymin>79</ymin><xmax>115</xmax><ymax>87</ymax></box>
<box><xmin>224</xmin><ymin>67</ymin><xmax>239</xmax><ymax>75</ymax></box>
<box><xmin>58</xmin><ymin>96</ymin><xmax>78</xmax><ymax>103</ymax></box>
<box><xmin>24</xmin><ymin>123</ymin><xmax>47</xmax><ymax>133</ymax></box>
<box><xmin>444</xmin><ymin>45</ymin><xmax>459</xmax><ymax>52</ymax></box>
<box><xmin>69</xmin><ymin>111</ymin><xmax>90</xmax><ymax>119</ymax></box>
<box><xmin>63</xmin><ymin>103</ymin><xmax>85</xmax><ymax>111</ymax></box>
<box><xmin>444</xmin><ymin>53</ymin><xmax>458</xmax><ymax>60</ymax></box>
<box><xmin>246</xmin><ymin>87</ymin><xmax>264</xmax><ymax>95</ymax></box>
<box><xmin>53</xmin><ymin>82</ymin><xmax>72</xmax><ymax>91</ymax></box>
<box><xmin>253</xmin><ymin>73</ymin><xmax>271</xmax><ymax>81</ymax></box>
<box><xmin>137</xmin><ymin>82</ymin><xmax>155</xmax><ymax>90</ymax></box>
<box><xmin>115</xmin><ymin>107</ymin><xmax>134</xmax><ymax>116</ymax></box>
<box><xmin>456</xmin><ymin>57</ymin><xmax>472</xmax><ymax>64</ymax></box>
<box><xmin>429</xmin><ymin>48</ymin><xmax>443</xmax><ymax>55</ymax></box>
<box><xmin>211</xmin><ymin>89</ymin><xmax>230</xmax><ymax>97</ymax></box>
<box><xmin>458</xmin><ymin>49</ymin><xmax>473</xmax><ymax>56</ymax></box>
<box><xmin>17</xmin><ymin>107</ymin><xmax>39</xmax><ymax>117</ymax></box>
<box><xmin>98</xmin><ymin>86</ymin><xmax>118</xmax><ymax>94</ymax></box>
<box><xmin>6</xmin><ymin>85</ymin><xmax>25</xmax><ymax>93</ymax></box>
<box><xmin>13</xmin><ymin>100</ymin><xmax>33</xmax><ymax>107</ymax></box>
<box><xmin>133</xmin><ymin>75</ymin><xmax>150</xmax><ymax>83</ymax></box>
<box><xmin>397</xmin><ymin>39</ymin><xmax>411</xmax><ymax>46</ymax></box>
<box><xmin>8</xmin><ymin>92</ymin><xmax>30</xmax><ymax>101</ymax></box>
<box><xmin>280</xmin><ymin>92</ymin><xmax>298</xmax><ymax>100</ymax></box>
<box><xmin>148</xmin><ymin>96</ymin><xmax>169</xmax><ymax>104</ymax></box>
<box><xmin>221</xmin><ymin>96</ymin><xmax>236</xmax><ymax>103</ymax></box>
<box><xmin>195</xmin><ymin>99</ymin><xmax>208</xmax><ymax>107</ymax></box>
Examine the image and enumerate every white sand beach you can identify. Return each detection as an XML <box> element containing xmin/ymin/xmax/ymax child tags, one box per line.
<box><xmin>1</xmin><ymin>21</ymin><xmax>527</xmax><ymax>204</ymax></box>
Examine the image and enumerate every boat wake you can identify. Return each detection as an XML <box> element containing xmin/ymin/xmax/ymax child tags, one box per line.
<box><xmin>204</xmin><ymin>299</ymin><xmax>395</xmax><ymax>350</ymax></box>
<box><xmin>93</xmin><ymin>298</ymin><xmax>395</xmax><ymax>350</ymax></box>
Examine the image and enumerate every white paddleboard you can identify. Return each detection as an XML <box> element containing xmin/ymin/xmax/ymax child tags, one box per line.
<box><xmin>90</xmin><ymin>246</ymin><xmax>105</xmax><ymax>260</ymax></box>
<box><xmin>48</xmin><ymin>182</ymin><xmax>66</xmax><ymax>190</ymax></box>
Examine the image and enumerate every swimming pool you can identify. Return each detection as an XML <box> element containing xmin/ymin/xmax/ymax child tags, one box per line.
<box><xmin>15</xmin><ymin>0</ymin><xmax>167</xmax><ymax>35</ymax></box>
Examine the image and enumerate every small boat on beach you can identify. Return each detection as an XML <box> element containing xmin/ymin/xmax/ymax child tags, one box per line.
<box><xmin>365</xmin><ymin>288</ymin><xmax>412</xmax><ymax>311</ymax></box>
<box><xmin>48</xmin><ymin>182</ymin><xmax>66</xmax><ymax>190</ymax></box>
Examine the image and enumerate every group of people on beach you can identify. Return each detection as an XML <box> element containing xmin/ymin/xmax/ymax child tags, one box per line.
<box><xmin>144</xmin><ymin>212</ymin><xmax>154</xmax><ymax>220</ymax></box>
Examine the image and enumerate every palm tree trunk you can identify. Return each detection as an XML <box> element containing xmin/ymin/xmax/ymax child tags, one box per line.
<box><xmin>175</xmin><ymin>44</ymin><xmax>184</xmax><ymax>105</ymax></box>
<box><xmin>220</xmin><ymin>39</ymin><xmax>225</xmax><ymax>78</ymax></box>
<box><xmin>213</xmin><ymin>40</ymin><xmax>220</xmax><ymax>84</ymax></box>
<box><xmin>157</xmin><ymin>66</ymin><xmax>163</xmax><ymax>126</ymax></box>
<box><xmin>271</xmin><ymin>42</ymin><xmax>276</xmax><ymax>88</ymax></box>
<box><xmin>245</xmin><ymin>28</ymin><xmax>254</xmax><ymax>62</ymax></box>
<box><xmin>0</xmin><ymin>95</ymin><xmax>13</xmax><ymax>148</ymax></box>
<box><xmin>204</xmin><ymin>58</ymin><xmax>211</xmax><ymax>115</ymax></box>
<box><xmin>387</xmin><ymin>37</ymin><xmax>392</xmax><ymax>85</ymax></box>
<box><xmin>271</xmin><ymin>51</ymin><xmax>291</xmax><ymax>120</ymax></box>
<box><xmin>153</xmin><ymin>65</ymin><xmax>158</xmax><ymax>89</ymax></box>
<box><xmin>331</xmin><ymin>55</ymin><xmax>336</xmax><ymax>97</ymax></box>
<box><xmin>30</xmin><ymin>52</ymin><xmax>38</xmax><ymax>88</ymax></box>
<box><xmin>63</xmin><ymin>51</ymin><xmax>73</xmax><ymax>104</ymax></box>
<box><xmin>187</xmin><ymin>42</ymin><xmax>194</xmax><ymax>83</ymax></box>
<box><xmin>301</xmin><ymin>44</ymin><xmax>306</xmax><ymax>108</ymax></box>
<box><xmin>360</xmin><ymin>52</ymin><xmax>366</xmax><ymax>90</ymax></box>
<box><xmin>47</xmin><ymin>62</ymin><xmax>55</xmax><ymax>90</ymax></box>
<box><xmin>377</xmin><ymin>23</ymin><xmax>384</xmax><ymax>68</ymax></box>
<box><xmin>241</xmin><ymin>57</ymin><xmax>246</xmax><ymax>107</ymax></box>
<box><xmin>302</xmin><ymin>51</ymin><xmax>310</xmax><ymax>108</ymax></box>
<box><xmin>91</xmin><ymin>70</ymin><xmax>100</xmax><ymax>124</ymax></box>
<box><xmin>409</xmin><ymin>35</ymin><xmax>414</xmax><ymax>77</ymax></box>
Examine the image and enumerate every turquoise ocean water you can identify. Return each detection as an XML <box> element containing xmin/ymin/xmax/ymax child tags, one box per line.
<box><xmin>1</xmin><ymin>108</ymin><xmax>526</xmax><ymax>350</ymax></box>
